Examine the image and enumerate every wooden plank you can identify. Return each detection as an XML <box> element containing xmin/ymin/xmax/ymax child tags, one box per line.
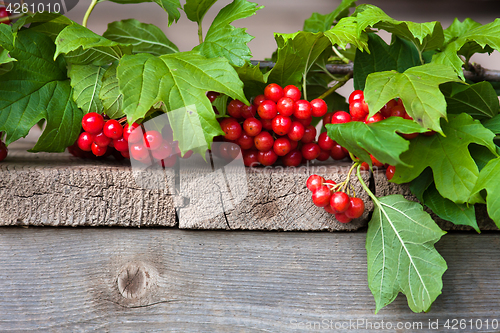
<box><xmin>0</xmin><ymin>146</ymin><xmax>177</xmax><ymax>227</ymax></box>
<box><xmin>1</xmin><ymin>145</ymin><xmax>497</xmax><ymax>231</ymax></box>
<box><xmin>0</xmin><ymin>146</ymin><xmax>373</xmax><ymax>230</ymax></box>
<box><xmin>0</xmin><ymin>228</ymin><xmax>499</xmax><ymax>332</ymax></box>
<box><xmin>177</xmin><ymin>159</ymin><xmax>372</xmax><ymax>231</ymax></box>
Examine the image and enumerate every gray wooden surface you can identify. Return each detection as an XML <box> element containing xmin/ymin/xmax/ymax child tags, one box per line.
<box><xmin>1</xmin><ymin>228</ymin><xmax>499</xmax><ymax>332</ymax></box>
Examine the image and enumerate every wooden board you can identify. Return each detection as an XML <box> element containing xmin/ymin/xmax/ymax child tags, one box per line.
<box><xmin>1</xmin><ymin>228</ymin><xmax>500</xmax><ymax>332</ymax></box>
<box><xmin>1</xmin><ymin>144</ymin><xmax>497</xmax><ymax>231</ymax></box>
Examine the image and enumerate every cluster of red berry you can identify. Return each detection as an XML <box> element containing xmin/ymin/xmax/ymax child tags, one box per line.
<box><xmin>69</xmin><ymin>112</ymin><xmax>131</xmax><ymax>160</ymax></box>
<box><xmin>69</xmin><ymin>112</ymin><xmax>192</xmax><ymax>167</ymax></box>
<box><xmin>218</xmin><ymin>83</ymin><xmax>330</xmax><ymax>167</ymax></box>
<box><xmin>306</xmin><ymin>174</ymin><xmax>365</xmax><ymax>223</ymax></box>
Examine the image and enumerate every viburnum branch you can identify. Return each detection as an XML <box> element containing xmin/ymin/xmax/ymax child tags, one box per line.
<box><xmin>253</xmin><ymin>61</ymin><xmax>500</xmax><ymax>82</ymax></box>
<box><xmin>317</xmin><ymin>73</ymin><xmax>352</xmax><ymax>100</ymax></box>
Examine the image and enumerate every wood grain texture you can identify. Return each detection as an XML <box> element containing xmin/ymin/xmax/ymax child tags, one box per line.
<box><xmin>0</xmin><ymin>146</ymin><xmax>177</xmax><ymax>227</ymax></box>
<box><xmin>1</xmin><ymin>228</ymin><xmax>500</xmax><ymax>332</ymax></box>
<box><xmin>178</xmin><ymin>161</ymin><xmax>372</xmax><ymax>231</ymax></box>
<box><xmin>0</xmin><ymin>144</ymin><xmax>497</xmax><ymax>231</ymax></box>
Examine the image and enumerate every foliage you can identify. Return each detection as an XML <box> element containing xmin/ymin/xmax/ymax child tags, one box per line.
<box><xmin>1</xmin><ymin>0</ymin><xmax>500</xmax><ymax>314</ymax></box>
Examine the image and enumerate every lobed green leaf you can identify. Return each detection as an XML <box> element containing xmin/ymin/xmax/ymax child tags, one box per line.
<box><xmin>423</xmin><ymin>183</ymin><xmax>479</xmax><ymax>232</ymax></box>
<box><xmin>326</xmin><ymin>117</ymin><xmax>428</xmax><ymax>167</ymax></box>
<box><xmin>0</xmin><ymin>29</ymin><xmax>81</xmax><ymax>151</ymax></box>
<box><xmin>117</xmin><ymin>51</ymin><xmax>247</xmax><ymax>155</ymax></box>
<box><xmin>12</xmin><ymin>12</ymin><xmax>74</xmax><ymax>41</ymax></box>
<box><xmin>354</xmin><ymin>4</ymin><xmax>444</xmax><ymax>52</ymax></box>
<box><xmin>195</xmin><ymin>0</ymin><xmax>262</xmax><ymax>67</ymax></box>
<box><xmin>364</xmin><ymin>63</ymin><xmax>461</xmax><ymax>134</ymax></box>
<box><xmin>184</xmin><ymin>0</ymin><xmax>217</xmax><ymax>24</ymax></box>
<box><xmin>324</xmin><ymin>16</ymin><xmax>369</xmax><ymax>52</ymax></box>
<box><xmin>433</xmin><ymin>19</ymin><xmax>500</xmax><ymax>78</ymax></box>
<box><xmin>395</xmin><ymin>113</ymin><xmax>497</xmax><ymax>204</ymax></box>
<box><xmin>366</xmin><ymin>194</ymin><xmax>447</xmax><ymax>313</ymax></box>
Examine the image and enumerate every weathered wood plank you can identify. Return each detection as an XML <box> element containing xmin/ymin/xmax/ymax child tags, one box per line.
<box><xmin>0</xmin><ymin>146</ymin><xmax>177</xmax><ymax>227</ymax></box>
<box><xmin>0</xmin><ymin>144</ymin><xmax>497</xmax><ymax>231</ymax></box>
<box><xmin>0</xmin><ymin>228</ymin><xmax>499</xmax><ymax>332</ymax></box>
<box><xmin>178</xmin><ymin>159</ymin><xmax>372</xmax><ymax>231</ymax></box>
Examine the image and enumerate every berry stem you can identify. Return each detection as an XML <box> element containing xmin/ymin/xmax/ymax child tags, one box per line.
<box><xmin>332</xmin><ymin>46</ymin><xmax>350</xmax><ymax>64</ymax></box>
<box><xmin>82</xmin><ymin>0</ymin><xmax>98</xmax><ymax>28</ymax></box>
<box><xmin>317</xmin><ymin>73</ymin><xmax>352</xmax><ymax>100</ymax></box>
<box><xmin>356</xmin><ymin>164</ymin><xmax>379</xmax><ymax>207</ymax></box>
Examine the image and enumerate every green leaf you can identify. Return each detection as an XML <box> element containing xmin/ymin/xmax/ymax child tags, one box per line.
<box><xmin>117</xmin><ymin>51</ymin><xmax>247</xmax><ymax>155</ymax></box>
<box><xmin>423</xmin><ymin>183</ymin><xmax>479</xmax><ymax>232</ymax></box>
<box><xmin>443</xmin><ymin>18</ymin><xmax>481</xmax><ymax>45</ymax></box>
<box><xmin>324</xmin><ymin>16</ymin><xmax>369</xmax><ymax>52</ymax></box>
<box><xmin>106</xmin><ymin>0</ymin><xmax>181</xmax><ymax>26</ymax></box>
<box><xmin>441</xmin><ymin>81</ymin><xmax>499</xmax><ymax>119</ymax></box>
<box><xmin>103</xmin><ymin>19</ymin><xmax>178</xmax><ymax>56</ymax></box>
<box><xmin>366</xmin><ymin>194</ymin><xmax>447</xmax><ymax>313</ymax></box>
<box><xmin>354</xmin><ymin>4</ymin><xmax>444</xmax><ymax>53</ymax></box>
<box><xmin>353</xmin><ymin>33</ymin><xmax>421</xmax><ymax>91</ymax></box>
<box><xmin>325</xmin><ymin>117</ymin><xmax>428</xmax><ymax>167</ymax></box>
<box><xmin>195</xmin><ymin>0</ymin><xmax>262</xmax><ymax>67</ymax></box>
<box><xmin>395</xmin><ymin>113</ymin><xmax>497</xmax><ymax>204</ymax></box>
<box><xmin>303</xmin><ymin>0</ymin><xmax>356</xmax><ymax>33</ymax></box>
<box><xmin>234</xmin><ymin>61</ymin><xmax>267</xmax><ymax>99</ymax></box>
<box><xmin>184</xmin><ymin>0</ymin><xmax>217</xmax><ymax>24</ymax></box>
<box><xmin>482</xmin><ymin>114</ymin><xmax>500</xmax><ymax>134</ymax></box>
<box><xmin>12</xmin><ymin>12</ymin><xmax>74</xmax><ymax>41</ymax></box>
<box><xmin>364</xmin><ymin>63</ymin><xmax>462</xmax><ymax>134</ymax></box>
<box><xmin>266</xmin><ymin>31</ymin><xmax>331</xmax><ymax>89</ymax></box>
<box><xmin>55</xmin><ymin>24</ymin><xmax>132</xmax><ymax>66</ymax></box>
<box><xmin>470</xmin><ymin>157</ymin><xmax>500</xmax><ymax>227</ymax></box>
<box><xmin>433</xmin><ymin>19</ymin><xmax>500</xmax><ymax>78</ymax></box>
<box><xmin>99</xmin><ymin>63</ymin><xmax>124</xmax><ymax>119</ymax></box>
<box><xmin>68</xmin><ymin>64</ymin><xmax>105</xmax><ymax>114</ymax></box>
<box><xmin>0</xmin><ymin>29</ymin><xmax>82</xmax><ymax>151</ymax></box>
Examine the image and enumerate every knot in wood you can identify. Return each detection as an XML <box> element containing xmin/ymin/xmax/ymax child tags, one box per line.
<box><xmin>117</xmin><ymin>262</ymin><xmax>151</xmax><ymax>299</ymax></box>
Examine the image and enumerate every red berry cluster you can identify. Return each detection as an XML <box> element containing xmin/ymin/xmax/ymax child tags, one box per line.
<box><xmin>69</xmin><ymin>112</ymin><xmax>192</xmax><ymax>167</ymax></box>
<box><xmin>68</xmin><ymin>112</ymin><xmax>131</xmax><ymax>160</ymax></box>
<box><xmin>0</xmin><ymin>135</ymin><xmax>7</xmax><ymax>162</ymax></box>
<box><xmin>218</xmin><ymin>83</ymin><xmax>331</xmax><ymax>167</ymax></box>
<box><xmin>306</xmin><ymin>174</ymin><xmax>365</xmax><ymax>223</ymax></box>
